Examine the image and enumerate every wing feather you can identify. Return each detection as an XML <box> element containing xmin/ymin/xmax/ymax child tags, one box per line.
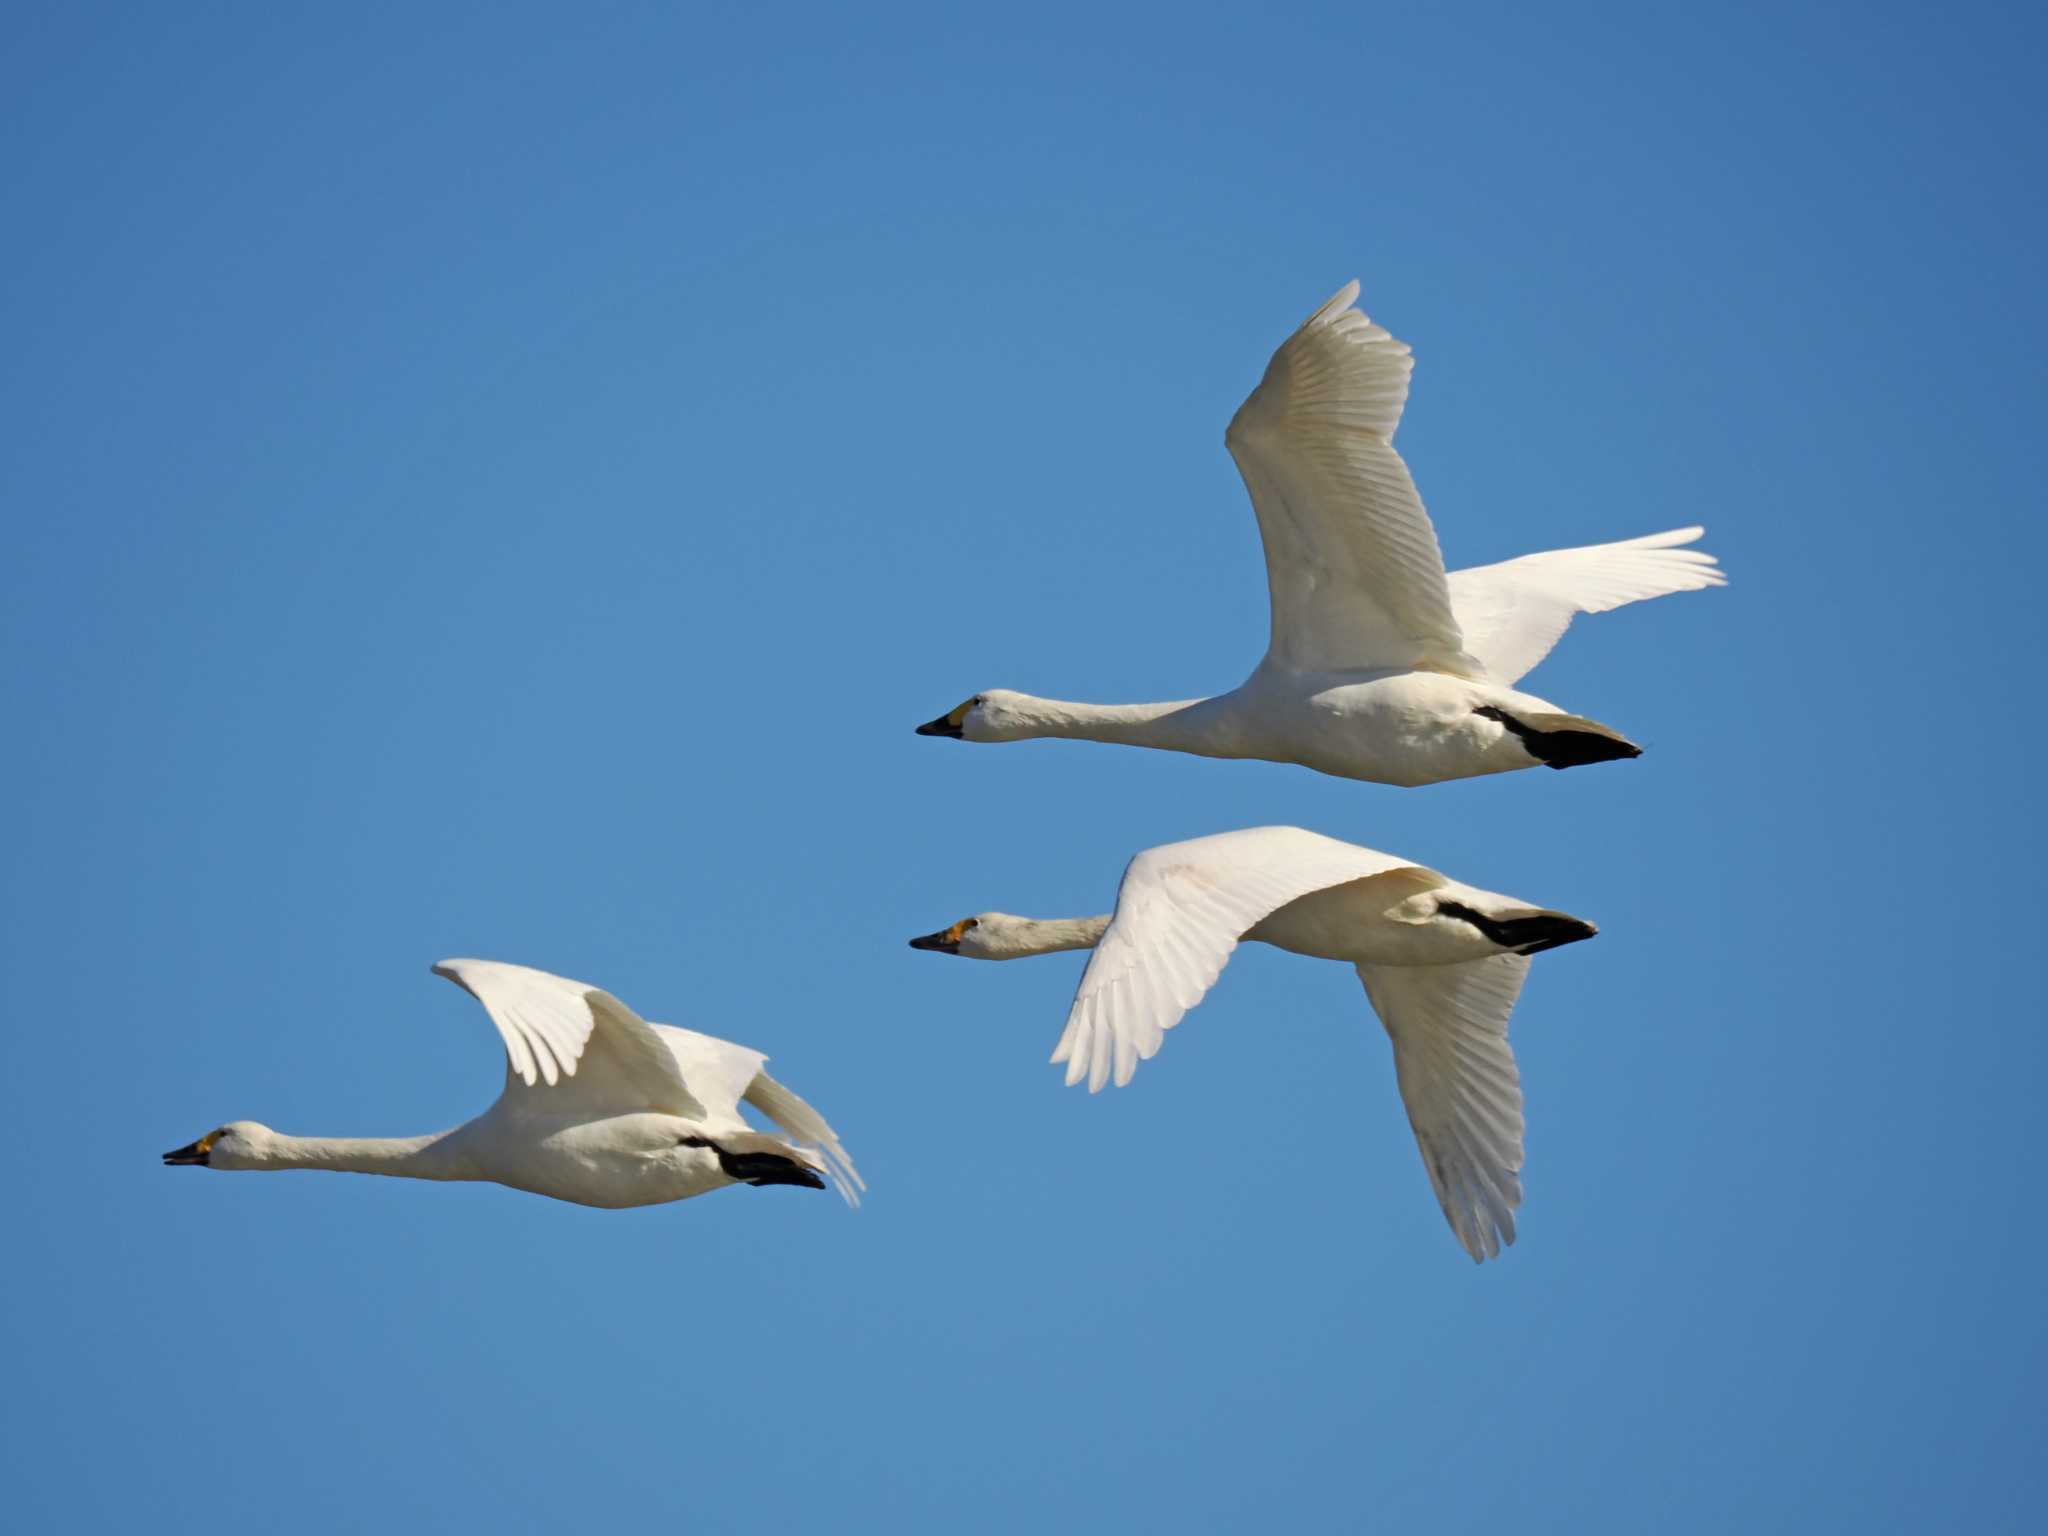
<box><xmin>1225</xmin><ymin>283</ymin><xmax>1472</xmax><ymax>674</ymax></box>
<box><xmin>1448</xmin><ymin>527</ymin><xmax>1726</xmax><ymax>684</ymax></box>
<box><xmin>1357</xmin><ymin>955</ymin><xmax>1532</xmax><ymax>1263</ymax></box>
<box><xmin>744</xmin><ymin>1071</ymin><xmax>865</xmax><ymax>1208</ymax></box>
<box><xmin>1053</xmin><ymin>827</ymin><xmax>1429</xmax><ymax>1091</ymax></box>
<box><xmin>649</xmin><ymin>1023</ymin><xmax>766</xmax><ymax>1123</ymax></box>
<box><xmin>431</xmin><ymin>959</ymin><xmax>706</xmax><ymax>1120</ymax></box>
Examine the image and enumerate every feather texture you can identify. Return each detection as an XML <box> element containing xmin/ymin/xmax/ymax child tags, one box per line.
<box><xmin>1449</xmin><ymin>527</ymin><xmax>1726</xmax><ymax>684</ymax></box>
<box><xmin>1051</xmin><ymin>827</ymin><xmax>1421</xmax><ymax>1091</ymax></box>
<box><xmin>1226</xmin><ymin>282</ymin><xmax>1472</xmax><ymax>674</ymax></box>
<box><xmin>1358</xmin><ymin>955</ymin><xmax>1532</xmax><ymax>1263</ymax></box>
<box><xmin>432</xmin><ymin>959</ymin><xmax>707</xmax><ymax>1120</ymax></box>
<box><xmin>744</xmin><ymin>1071</ymin><xmax>866</xmax><ymax>1208</ymax></box>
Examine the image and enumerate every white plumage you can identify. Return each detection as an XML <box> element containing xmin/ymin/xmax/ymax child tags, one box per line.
<box><xmin>163</xmin><ymin>959</ymin><xmax>863</xmax><ymax>1211</ymax></box>
<box><xmin>1226</xmin><ymin>285</ymin><xmax>1472</xmax><ymax>675</ymax></box>
<box><xmin>911</xmin><ymin>826</ymin><xmax>1595</xmax><ymax>1262</ymax></box>
<box><xmin>917</xmin><ymin>282</ymin><xmax>1725</xmax><ymax>786</ymax></box>
<box><xmin>1448</xmin><ymin>526</ymin><xmax>1726</xmax><ymax>686</ymax></box>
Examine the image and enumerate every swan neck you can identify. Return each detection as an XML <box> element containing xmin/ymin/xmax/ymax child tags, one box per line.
<box><xmin>1008</xmin><ymin>697</ymin><xmax>1220</xmax><ymax>751</ymax></box>
<box><xmin>1012</xmin><ymin>915</ymin><xmax>1112</xmax><ymax>957</ymax></box>
<box><xmin>255</xmin><ymin>1131</ymin><xmax>469</xmax><ymax>1180</ymax></box>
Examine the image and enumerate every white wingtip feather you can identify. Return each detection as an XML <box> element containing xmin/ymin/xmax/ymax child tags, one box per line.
<box><xmin>1322</xmin><ymin>278</ymin><xmax>1361</xmax><ymax>314</ymax></box>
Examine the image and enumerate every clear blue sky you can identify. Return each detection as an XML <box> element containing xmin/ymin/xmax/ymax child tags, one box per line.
<box><xmin>4</xmin><ymin>3</ymin><xmax>2041</xmax><ymax>1530</ymax></box>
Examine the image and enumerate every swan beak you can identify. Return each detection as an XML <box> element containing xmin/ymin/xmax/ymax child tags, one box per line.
<box><xmin>908</xmin><ymin>922</ymin><xmax>967</xmax><ymax>955</ymax></box>
<box><xmin>163</xmin><ymin>1133</ymin><xmax>215</xmax><ymax>1167</ymax></box>
<box><xmin>916</xmin><ymin>697</ymin><xmax>979</xmax><ymax>738</ymax></box>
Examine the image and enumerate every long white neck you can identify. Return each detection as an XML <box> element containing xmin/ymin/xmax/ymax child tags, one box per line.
<box><xmin>997</xmin><ymin>915</ymin><xmax>1112</xmax><ymax>958</ymax></box>
<box><xmin>997</xmin><ymin>696</ymin><xmax>1233</xmax><ymax>754</ymax></box>
<box><xmin>245</xmin><ymin>1131</ymin><xmax>472</xmax><ymax>1181</ymax></box>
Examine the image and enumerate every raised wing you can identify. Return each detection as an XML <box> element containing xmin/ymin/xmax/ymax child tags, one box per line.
<box><xmin>1358</xmin><ymin>955</ymin><xmax>1531</xmax><ymax>1263</ymax></box>
<box><xmin>1225</xmin><ymin>282</ymin><xmax>1473</xmax><ymax>675</ymax></box>
<box><xmin>744</xmin><ymin>1071</ymin><xmax>866</xmax><ymax>1209</ymax></box>
<box><xmin>1051</xmin><ymin>826</ymin><xmax>1430</xmax><ymax>1092</ymax></box>
<box><xmin>651</xmin><ymin>1023</ymin><xmax>767</xmax><ymax>1123</ymax></box>
<box><xmin>1448</xmin><ymin>526</ymin><xmax>1726</xmax><ymax>685</ymax></box>
<box><xmin>432</xmin><ymin>958</ymin><xmax>706</xmax><ymax>1120</ymax></box>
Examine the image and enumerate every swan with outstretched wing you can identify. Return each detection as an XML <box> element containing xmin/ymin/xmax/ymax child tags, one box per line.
<box><xmin>164</xmin><ymin>958</ymin><xmax>862</xmax><ymax>1211</ymax></box>
<box><xmin>916</xmin><ymin>283</ymin><xmax>1723</xmax><ymax>787</ymax></box>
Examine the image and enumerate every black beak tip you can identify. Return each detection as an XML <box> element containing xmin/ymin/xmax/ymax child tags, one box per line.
<box><xmin>914</xmin><ymin>716</ymin><xmax>963</xmax><ymax>738</ymax></box>
<box><xmin>907</xmin><ymin>932</ymin><xmax>960</xmax><ymax>954</ymax></box>
<box><xmin>1517</xmin><ymin>918</ymin><xmax>1601</xmax><ymax>956</ymax></box>
<box><xmin>162</xmin><ymin>1144</ymin><xmax>208</xmax><ymax>1167</ymax></box>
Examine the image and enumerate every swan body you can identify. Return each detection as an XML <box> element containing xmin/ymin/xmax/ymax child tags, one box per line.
<box><xmin>163</xmin><ymin>959</ymin><xmax>862</xmax><ymax>1211</ymax></box>
<box><xmin>917</xmin><ymin>284</ymin><xmax>1724</xmax><ymax>786</ymax></box>
<box><xmin>950</xmin><ymin>668</ymin><xmax>1623</xmax><ymax>788</ymax></box>
<box><xmin>910</xmin><ymin>826</ymin><xmax>1595</xmax><ymax>1261</ymax></box>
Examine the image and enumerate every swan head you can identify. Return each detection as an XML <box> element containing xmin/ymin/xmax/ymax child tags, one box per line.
<box><xmin>907</xmin><ymin>912</ymin><xmax>1086</xmax><ymax>960</ymax></box>
<box><xmin>907</xmin><ymin>914</ymin><xmax>988</xmax><ymax>957</ymax></box>
<box><xmin>162</xmin><ymin>1120</ymin><xmax>274</xmax><ymax>1170</ymax></box>
<box><xmin>913</xmin><ymin>690</ymin><xmax>1033</xmax><ymax>743</ymax></box>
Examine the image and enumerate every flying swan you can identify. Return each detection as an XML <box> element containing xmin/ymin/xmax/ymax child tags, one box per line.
<box><xmin>916</xmin><ymin>282</ymin><xmax>1725</xmax><ymax>786</ymax></box>
<box><xmin>163</xmin><ymin>958</ymin><xmax>863</xmax><ymax>1210</ymax></box>
<box><xmin>909</xmin><ymin>826</ymin><xmax>1594</xmax><ymax>1261</ymax></box>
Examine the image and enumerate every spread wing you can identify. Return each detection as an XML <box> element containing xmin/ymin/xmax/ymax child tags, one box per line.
<box><xmin>1051</xmin><ymin>827</ymin><xmax>1433</xmax><ymax>1092</ymax></box>
<box><xmin>431</xmin><ymin>958</ymin><xmax>707</xmax><ymax>1120</ymax></box>
<box><xmin>650</xmin><ymin>1023</ymin><xmax>768</xmax><ymax>1123</ymax></box>
<box><xmin>1225</xmin><ymin>282</ymin><xmax>1473</xmax><ymax>675</ymax></box>
<box><xmin>1448</xmin><ymin>527</ymin><xmax>1726</xmax><ymax>685</ymax></box>
<box><xmin>1357</xmin><ymin>955</ymin><xmax>1531</xmax><ymax>1263</ymax></box>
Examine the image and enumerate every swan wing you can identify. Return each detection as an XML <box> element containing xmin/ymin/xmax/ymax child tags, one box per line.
<box><xmin>1052</xmin><ymin>826</ymin><xmax>1425</xmax><ymax>1092</ymax></box>
<box><xmin>1225</xmin><ymin>282</ymin><xmax>1471</xmax><ymax>675</ymax></box>
<box><xmin>1357</xmin><ymin>955</ymin><xmax>1531</xmax><ymax>1263</ymax></box>
<box><xmin>432</xmin><ymin>959</ymin><xmax>707</xmax><ymax>1120</ymax></box>
<box><xmin>1447</xmin><ymin>526</ymin><xmax>1726</xmax><ymax>685</ymax></box>
<box><xmin>650</xmin><ymin>1023</ymin><xmax>766</xmax><ymax>1123</ymax></box>
<box><xmin>744</xmin><ymin>1071</ymin><xmax>866</xmax><ymax>1209</ymax></box>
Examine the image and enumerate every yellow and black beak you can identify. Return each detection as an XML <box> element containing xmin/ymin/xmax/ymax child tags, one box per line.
<box><xmin>914</xmin><ymin>699</ymin><xmax>973</xmax><ymax>738</ymax></box>
<box><xmin>163</xmin><ymin>1132</ymin><xmax>216</xmax><ymax>1167</ymax></box>
<box><xmin>908</xmin><ymin>919</ymin><xmax>975</xmax><ymax>955</ymax></box>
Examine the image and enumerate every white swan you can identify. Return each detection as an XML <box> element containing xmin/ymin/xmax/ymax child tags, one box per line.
<box><xmin>916</xmin><ymin>282</ymin><xmax>1725</xmax><ymax>786</ymax></box>
<box><xmin>163</xmin><ymin>959</ymin><xmax>863</xmax><ymax>1209</ymax></box>
<box><xmin>909</xmin><ymin>826</ymin><xmax>1594</xmax><ymax>1261</ymax></box>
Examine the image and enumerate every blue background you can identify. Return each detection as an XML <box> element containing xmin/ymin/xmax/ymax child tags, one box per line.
<box><xmin>5</xmin><ymin>4</ymin><xmax>2041</xmax><ymax>1530</ymax></box>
